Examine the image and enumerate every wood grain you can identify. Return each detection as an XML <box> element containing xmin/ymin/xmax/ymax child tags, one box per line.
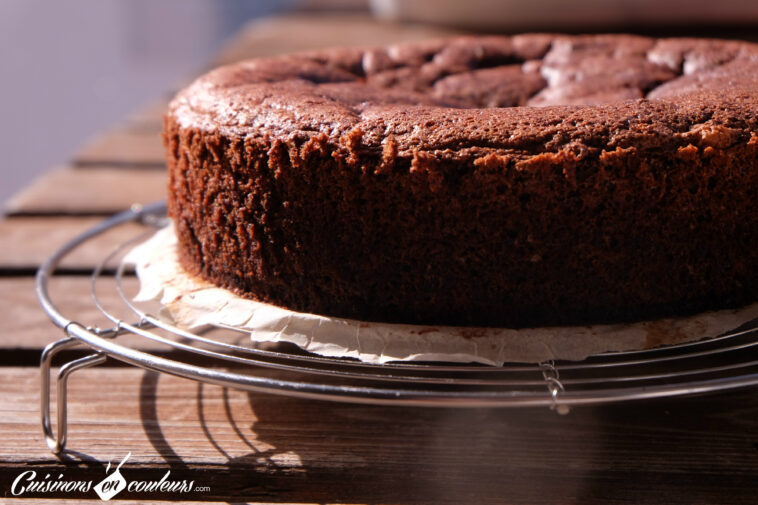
<box><xmin>2</xmin><ymin>366</ymin><xmax>758</xmax><ymax>503</ymax></box>
<box><xmin>0</xmin><ymin>276</ymin><xmax>172</xmax><ymax>356</ymax></box>
<box><xmin>4</xmin><ymin>168</ymin><xmax>166</xmax><ymax>216</ymax></box>
<box><xmin>0</xmin><ymin>217</ymin><xmax>147</xmax><ymax>271</ymax></box>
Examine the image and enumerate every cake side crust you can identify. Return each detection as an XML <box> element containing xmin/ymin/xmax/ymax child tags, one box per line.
<box><xmin>165</xmin><ymin>34</ymin><xmax>758</xmax><ymax>327</ymax></box>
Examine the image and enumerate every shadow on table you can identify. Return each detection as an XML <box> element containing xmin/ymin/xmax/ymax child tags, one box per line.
<box><xmin>135</xmin><ymin>367</ymin><xmax>758</xmax><ymax>505</ymax></box>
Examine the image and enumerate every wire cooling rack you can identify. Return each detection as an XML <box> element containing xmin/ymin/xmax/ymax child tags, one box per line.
<box><xmin>37</xmin><ymin>201</ymin><xmax>758</xmax><ymax>453</ymax></box>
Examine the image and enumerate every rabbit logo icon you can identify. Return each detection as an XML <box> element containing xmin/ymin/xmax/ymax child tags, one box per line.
<box><xmin>93</xmin><ymin>452</ymin><xmax>130</xmax><ymax>501</ymax></box>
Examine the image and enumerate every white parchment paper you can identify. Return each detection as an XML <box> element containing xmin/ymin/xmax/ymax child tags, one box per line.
<box><xmin>123</xmin><ymin>225</ymin><xmax>758</xmax><ymax>365</ymax></box>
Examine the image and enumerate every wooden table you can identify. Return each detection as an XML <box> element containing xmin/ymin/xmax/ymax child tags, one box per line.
<box><xmin>3</xmin><ymin>13</ymin><xmax>758</xmax><ymax>505</ymax></box>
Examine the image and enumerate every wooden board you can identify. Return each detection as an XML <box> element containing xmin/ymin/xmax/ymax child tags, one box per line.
<box><xmin>2</xmin><ymin>366</ymin><xmax>758</xmax><ymax>503</ymax></box>
<box><xmin>0</xmin><ymin>217</ymin><xmax>147</xmax><ymax>271</ymax></box>
<box><xmin>4</xmin><ymin>168</ymin><xmax>166</xmax><ymax>216</ymax></box>
<box><xmin>73</xmin><ymin>128</ymin><xmax>165</xmax><ymax>168</ymax></box>
<box><xmin>0</xmin><ymin>276</ymin><xmax>175</xmax><ymax>357</ymax></box>
<box><xmin>0</xmin><ymin>274</ymin><xmax>258</xmax><ymax>360</ymax></box>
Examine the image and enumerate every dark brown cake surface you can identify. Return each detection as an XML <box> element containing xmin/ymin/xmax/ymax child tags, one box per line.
<box><xmin>164</xmin><ymin>34</ymin><xmax>758</xmax><ymax>328</ymax></box>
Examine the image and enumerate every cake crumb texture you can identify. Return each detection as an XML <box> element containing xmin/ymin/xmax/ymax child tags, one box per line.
<box><xmin>165</xmin><ymin>34</ymin><xmax>758</xmax><ymax>327</ymax></box>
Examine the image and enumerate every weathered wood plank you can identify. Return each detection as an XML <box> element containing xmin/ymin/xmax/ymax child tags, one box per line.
<box><xmin>2</xmin><ymin>366</ymin><xmax>758</xmax><ymax>503</ymax></box>
<box><xmin>0</xmin><ymin>275</ymin><xmax>251</xmax><ymax>357</ymax></box>
<box><xmin>4</xmin><ymin>168</ymin><xmax>166</xmax><ymax>216</ymax></box>
<box><xmin>213</xmin><ymin>13</ymin><xmax>463</xmax><ymax>66</ymax></box>
<box><xmin>73</xmin><ymin>129</ymin><xmax>165</xmax><ymax>168</ymax></box>
<box><xmin>0</xmin><ymin>217</ymin><xmax>147</xmax><ymax>270</ymax></box>
<box><xmin>0</xmin><ymin>276</ymin><xmax>169</xmax><ymax>354</ymax></box>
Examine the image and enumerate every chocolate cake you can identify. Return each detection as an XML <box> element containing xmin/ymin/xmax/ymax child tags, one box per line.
<box><xmin>164</xmin><ymin>34</ymin><xmax>758</xmax><ymax>328</ymax></box>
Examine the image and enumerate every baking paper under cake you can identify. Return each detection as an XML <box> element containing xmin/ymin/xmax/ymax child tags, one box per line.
<box><xmin>123</xmin><ymin>226</ymin><xmax>758</xmax><ymax>365</ymax></box>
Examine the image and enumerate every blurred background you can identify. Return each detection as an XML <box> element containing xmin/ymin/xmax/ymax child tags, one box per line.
<box><xmin>0</xmin><ymin>0</ymin><xmax>291</xmax><ymax>207</ymax></box>
<box><xmin>1</xmin><ymin>0</ymin><xmax>757</xmax><ymax>208</ymax></box>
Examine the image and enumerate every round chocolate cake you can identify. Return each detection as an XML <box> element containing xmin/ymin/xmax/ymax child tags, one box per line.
<box><xmin>164</xmin><ymin>34</ymin><xmax>758</xmax><ymax>328</ymax></box>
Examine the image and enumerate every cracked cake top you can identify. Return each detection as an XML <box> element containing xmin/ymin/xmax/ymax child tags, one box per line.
<box><xmin>170</xmin><ymin>34</ymin><xmax>758</xmax><ymax>163</ymax></box>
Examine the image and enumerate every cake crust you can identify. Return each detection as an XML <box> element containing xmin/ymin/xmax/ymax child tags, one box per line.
<box><xmin>165</xmin><ymin>34</ymin><xmax>758</xmax><ymax>327</ymax></box>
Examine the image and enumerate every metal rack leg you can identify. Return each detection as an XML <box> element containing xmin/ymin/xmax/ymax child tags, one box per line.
<box><xmin>41</xmin><ymin>336</ymin><xmax>106</xmax><ymax>453</ymax></box>
<box><xmin>540</xmin><ymin>360</ymin><xmax>570</xmax><ymax>415</ymax></box>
